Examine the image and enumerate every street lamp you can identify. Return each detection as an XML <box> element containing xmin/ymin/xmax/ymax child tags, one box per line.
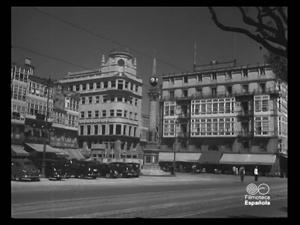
<box><xmin>41</xmin><ymin>77</ymin><xmax>51</xmax><ymax>178</ymax></box>
<box><xmin>172</xmin><ymin>106</ymin><xmax>180</xmax><ymax>176</ymax></box>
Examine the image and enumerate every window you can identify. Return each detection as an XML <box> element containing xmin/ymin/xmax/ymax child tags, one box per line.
<box><xmin>212</xmin><ymin>73</ymin><xmax>217</xmax><ymax>80</ymax></box>
<box><xmin>183</xmin><ymin>89</ymin><xmax>188</xmax><ymax>97</ymax></box>
<box><xmin>123</xmin><ymin>125</ymin><xmax>127</xmax><ymax>135</ymax></box>
<box><xmin>111</xmin><ymin>97</ymin><xmax>115</xmax><ymax>102</ymax></box>
<box><xmin>87</xmin><ymin>125</ymin><xmax>91</xmax><ymax>135</ymax></box>
<box><xmin>213</xmin><ymin>118</ymin><xmax>218</xmax><ymax>135</ymax></box>
<box><xmin>211</xmin><ymin>87</ymin><xmax>217</xmax><ymax>96</ymax></box>
<box><xmin>219</xmin><ymin>100</ymin><xmax>224</xmax><ymax>114</ymax></box>
<box><xmin>225</xmin><ymin>118</ymin><xmax>231</xmax><ymax>135</ymax></box>
<box><xmin>226</xmin><ymin>86</ymin><xmax>232</xmax><ymax>95</ymax></box>
<box><xmin>124</xmin><ymin>110</ymin><xmax>127</xmax><ymax>118</ymax></box>
<box><xmin>130</xmin><ymin>83</ymin><xmax>133</xmax><ymax>91</ymax></box>
<box><xmin>81</xmin><ymin>97</ymin><xmax>86</xmax><ymax>105</ymax></box>
<box><xmin>135</xmin><ymin>85</ymin><xmax>138</xmax><ymax>92</ymax></box>
<box><xmin>133</xmin><ymin>127</ymin><xmax>137</xmax><ymax>137</ymax></box>
<box><xmin>134</xmin><ymin>113</ymin><xmax>138</xmax><ymax>120</ymax></box>
<box><xmin>87</xmin><ymin>111</ymin><xmax>91</xmax><ymax>118</ymax></box>
<box><xmin>207</xmin><ymin>119</ymin><xmax>212</xmax><ymax>135</ymax></box>
<box><xmin>96</xmin><ymin>82</ymin><xmax>101</xmax><ymax>89</ymax></box>
<box><xmin>225</xmin><ymin>102</ymin><xmax>230</xmax><ymax>113</ymax></box>
<box><xmin>117</xmin><ymin>97</ymin><xmax>123</xmax><ymax>102</ymax></box>
<box><xmin>89</xmin><ymin>83</ymin><xmax>93</xmax><ymax>90</ymax></box>
<box><xmin>80</xmin><ymin>126</ymin><xmax>84</xmax><ymax>135</ymax></box>
<box><xmin>219</xmin><ymin>119</ymin><xmax>224</xmax><ymax>135</ymax></box>
<box><xmin>242</xmin><ymin>84</ymin><xmax>248</xmax><ymax>93</ymax></box>
<box><xmin>116</xmin><ymin>124</ymin><xmax>121</xmax><ymax>135</ymax></box>
<box><xmin>207</xmin><ymin>101</ymin><xmax>212</xmax><ymax>114</ymax></box>
<box><xmin>111</xmin><ymin>80</ymin><xmax>116</xmax><ymax>88</ymax></box>
<box><xmin>163</xmin><ymin>119</ymin><xmax>176</xmax><ymax>136</ymax></box>
<box><xmin>170</xmin><ymin>77</ymin><xmax>174</xmax><ymax>84</ymax></box>
<box><xmin>88</xmin><ymin>96</ymin><xmax>92</xmax><ymax>104</ymax></box>
<box><xmin>135</xmin><ymin>99</ymin><xmax>138</xmax><ymax>106</ymax></box>
<box><xmin>255</xmin><ymin>95</ymin><xmax>269</xmax><ymax>112</ymax></box>
<box><xmin>95</xmin><ymin>96</ymin><xmax>100</xmax><ymax>103</ymax></box>
<box><xmin>82</xmin><ymin>84</ymin><xmax>86</xmax><ymax>91</ymax></box>
<box><xmin>102</xmin><ymin>125</ymin><xmax>106</xmax><ymax>135</ymax></box>
<box><xmin>103</xmin><ymin>96</ymin><xmax>108</xmax><ymax>103</ymax></box>
<box><xmin>95</xmin><ymin>110</ymin><xmax>99</xmax><ymax>118</ymax></box>
<box><xmin>213</xmin><ymin>102</ymin><xmax>218</xmax><ymax>114</ymax></box>
<box><xmin>129</xmin><ymin>112</ymin><xmax>132</xmax><ymax>119</ymax></box>
<box><xmin>243</xmin><ymin>69</ymin><xmax>248</xmax><ymax>77</ymax></box>
<box><xmin>226</xmin><ymin>71</ymin><xmax>232</xmax><ymax>79</ymax></box>
<box><xmin>118</xmin><ymin>80</ymin><xmax>124</xmax><ymax>90</ymax></box>
<box><xmin>81</xmin><ymin>111</ymin><xmax>84</xmax><ymax>118</ymax></box>
<box><xmin>116</xmin><ymin>110</ymin><xmax>122</xmax><ymax>117</ymax></box>
<box><xmin>260</xmin><ymin>67</ymin><xmax>265</xmax><ymax>75</ymax></box>
<box><xmin>164</xmin><ymin>102</ymin><xmax>176</xmax><ymax>116</ymax></box>
<box><xmin>260</xmin><ymin>83</ymin><xmax>266</xmax><ymax>93</ymax></box>
<box><xmin>125</xmin><ymin>81</ymin><xmax>129</xmax><ymax>89</ymax></box>
<box><xmin>170</xmin><ymin>90</ymin><xmax>174</xmax><ymax>98</ymax></box>
<box><xmin>75</xmin><ymin>85</ymin><xmax>80</xmax><ymax>91</ymax></box>
<box><xmin>183</xmin><ymin>76</ymin><xmax>188</xmax><ymax>83</ymax></box>
<box><xmin>110</xmin><ymin>110</ymin><xmax>114</xmax><ymax>117</ymax></box>
<box><xmin>104</xmin><ymin>81</ymin><xmax>108</xmax><ymax>88</ymax></box>
<box><xmin>109</xmin><ymin>124</ymin><xmax>114</xmax><ymax>135</ymax></box>
<box><xmin>197</xmin><ymin>74</ymin><xmax>202</xmax><ymax>82</ymax></box>
<box><xmin>102</xmin><ymin>110</ymin><xmax>106</xmax><ymax>117</ymax></box>
<box><xmin>94</xmin><ymin>125</ymin><xmax>98</xmax><ymax>135</ymax></box>
<box><xmin>196</xmin><ymin>88</ymin><xmax>202</xmax><ymax>96</ymax></box>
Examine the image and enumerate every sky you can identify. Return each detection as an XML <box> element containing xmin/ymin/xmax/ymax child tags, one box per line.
<box><xmin>11</xmin><ymin>7</ymin><xmax>267</xmax><ymax>115</ymax></box>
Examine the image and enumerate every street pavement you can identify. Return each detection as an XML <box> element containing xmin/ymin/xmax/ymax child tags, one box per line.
<box><xmin>11</xmin><ymin>173</ymin><xmax>287</xmax><ymax>218</ymax></box>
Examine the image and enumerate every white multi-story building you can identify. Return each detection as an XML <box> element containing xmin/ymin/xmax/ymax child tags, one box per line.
<box><xmin>159</xmin><ymin>61</ymin><xmax>287</xmax><ymax>175</ymax></box>
<box><xmin>58</xmin><ymin>50</ymin><xmax>143</xmax><ymax>162</ymax></box>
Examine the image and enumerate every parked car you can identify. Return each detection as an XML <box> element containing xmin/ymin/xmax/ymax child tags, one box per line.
<box><xmin>126</xmin><ymin>163</ymin><xmax>141</xmax><ymax>177</ymax></box>
<box><xmin>11</xmin><ymin>158</ymin><xmax>40</xmax><ymax>181</ymax></box>
<box><xmin>73</xmin><ymin>161</ymin><xmax>99</xmax><ymax>179</ymax></box>
<box><xmin>98</xmin><ymin>163</ymin><xmax>119</xmax><ymax>178</ymax></box>
<box><xmin>30</xmin><ymin>158</ymin><xmax>66</xmax><ymax>180</ymax></box>
<box><xmin>106</xmin><ymin>162</ymin><xmax>139</xmax><ymax>178</ymax></box>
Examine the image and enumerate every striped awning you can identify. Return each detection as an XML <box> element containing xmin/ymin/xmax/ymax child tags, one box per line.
<box><xmin>11</xmin><ymin>145</ymin><xmax>29</xmax><ymax>157</ymax></box>
<box><xmin>219</xmin><ymin>154</ymin><xmax>276</xmax><ymax>165</ymax></box>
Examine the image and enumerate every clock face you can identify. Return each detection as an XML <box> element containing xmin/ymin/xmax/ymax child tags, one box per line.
<box><xmin>150</xmin><ymin>76</ymin><xmax>158</xmax><ymax>87</ymax></box>
<box><xmin>118</xmin><ymin>59</ymin><xmax>125</xmax><ymax>66</ymax></box>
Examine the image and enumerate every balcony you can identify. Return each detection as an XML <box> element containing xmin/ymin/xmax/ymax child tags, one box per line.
<box><xmin>161</xmin><ymin>88</ymin><xmax>281</xmax><ymax>102</ymax></box>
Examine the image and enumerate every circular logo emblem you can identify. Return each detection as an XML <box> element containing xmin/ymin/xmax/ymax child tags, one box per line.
<box><xmin>246</xmin><ymin>183</ymin><xmax>270</xmax><ymax>195</ymax></box>
<box><xmin>246</xmin><ymin>183</ymin><xmax>259</xmax><ymax>195</ymax></box>
<box><xmin>258</xmin><ymin>183</ymin><xmax>270</xmax><ymax>195</ymax></box>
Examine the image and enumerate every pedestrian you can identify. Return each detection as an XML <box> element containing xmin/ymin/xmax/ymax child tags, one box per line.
<box><xmin>239</xmin><ymin>166</ymin><xmax>245</xmax><ymax>182</ymax></box>
<box><xmin>232</xmin><ymin>166</ymin><xmax>236</xmax><ymax>175</ymax></box>
<box><xmin>254</xmin><ymin>166</ymin><xmax>259</xmax><ymax>182</ymax></box>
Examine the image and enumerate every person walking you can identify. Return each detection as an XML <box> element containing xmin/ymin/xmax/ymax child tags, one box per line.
<box><xmin>239</xmin><ymin>166</ymin><xmax>245</xmax><ymax>182</ymax></box>
<box><xmin>254</xmin><ymin>166</ymin><xmax>259</xmax><ymax>182</ymax></box>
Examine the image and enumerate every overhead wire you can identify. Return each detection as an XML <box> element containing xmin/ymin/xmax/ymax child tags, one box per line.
<box><xmin>31</xmin><ymin>7</ymin><xmax>187</xmax><ymax>72</ymax></box>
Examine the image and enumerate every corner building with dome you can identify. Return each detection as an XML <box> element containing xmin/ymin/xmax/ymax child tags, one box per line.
<box><xmin>58</xmin><ymin>51</ymin><xmax>143</xmax><ymax>163</ymax></box>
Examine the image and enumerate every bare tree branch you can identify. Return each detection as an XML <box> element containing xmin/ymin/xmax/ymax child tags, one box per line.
<box><xmin>208</xmin><ymin>7</ymin><xmax>287</xmax><ymax>58</ymax></box>
<box><xmin>278</xmin><ymin>7</ymin><xmax>287</xmax><ymax>24</ymax></box>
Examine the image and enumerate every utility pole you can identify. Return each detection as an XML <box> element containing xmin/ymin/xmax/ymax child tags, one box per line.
<box><xmin>42</xmin><ymin>77</ymin><xmax>51</xmax><ymax>178</ymax></box>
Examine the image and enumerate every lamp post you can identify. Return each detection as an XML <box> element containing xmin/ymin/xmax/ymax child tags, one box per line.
<box><xmin>172</xmin><ymin>107</ymin><xmax>180</xmax><ymax>176</ymax></box>
<box><xmin>41</xmin><ymin>77</ymin><xmax>51</xmax><ymax>178</ymax></box>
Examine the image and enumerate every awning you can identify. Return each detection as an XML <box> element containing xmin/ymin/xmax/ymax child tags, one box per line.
<box><xmin>159</xmin><ymin>152</ymin><xmax>175</xmax><ymax>162</ymax></box>
<box><xmin>198</xmin><ymin>151</ymin><xmax>223</xmax><ymax>164</ymax></box>
<box><xmin>62</xmin><ymin>148</ymin><xmax>85</xmax><ymax>160</ymax></box>
<box><xmin>25</xmin><ymin>143</ymin><xmax>68</xmax><ymax>156</ymax></box>
<box><xmin>175</xmin><ymin>153</ymin><xmax>202</xmax><ymax>162</ymax></box>
<box><xmin>158</xmin><ymin>152</ymin><xmax>202</xmax><ymax>162</ymax></box>
<box><xmin>11</xmin><ymin>145</ymin><xmax>29</xmax><ymax>157</ymax></box>
<box><xmin>219</xmin><ymin>154</ymin><xmax>276</xmax><ymax>165</ymax></box>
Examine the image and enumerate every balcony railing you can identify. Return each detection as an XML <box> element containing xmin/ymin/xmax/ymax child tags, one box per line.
<box><xmin>161</xmin><ymin>88</ymin><xmax>281</xmax><ymax>102</ymax></box>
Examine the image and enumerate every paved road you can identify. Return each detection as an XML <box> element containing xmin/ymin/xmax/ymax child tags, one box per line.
<box><xmin>11</xmin><ymin>174</ymin><xmax>287</xmax><ymax>218</ymax></box>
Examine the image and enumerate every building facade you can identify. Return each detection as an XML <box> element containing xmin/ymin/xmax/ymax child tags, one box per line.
<box><xmin>11</xmin><ymin>58</ymin><xmax>81</xmax><ymax>159</ymax></box>
<box><xmin>58</xmin><ymin>51</ymin><xmax>143</xmax><ymax>162</ymax></box>
<box><xmin>160</xmin><ymin>61</ymin><xmax>287</xmax><ymax>174</ymax></box>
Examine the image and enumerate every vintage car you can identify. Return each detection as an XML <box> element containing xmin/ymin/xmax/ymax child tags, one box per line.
<box><xmin>106</xmin><ymin>162</ymin><xmax>140</xmax><ymax>178</ymax></box>
<box><xmin>30</xmin><ymin>158</ymin><xmax>66</xmax><ymax>180</ymax></box>
<box><xmin>72</xmin><ymin>160</ymin><xmax>99</xmax><ymax>179</ymax></box>
<box><xmin>11</xmin><ymin>158</ymin><xmax>40</xmax><ymax>181</ymax></box>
